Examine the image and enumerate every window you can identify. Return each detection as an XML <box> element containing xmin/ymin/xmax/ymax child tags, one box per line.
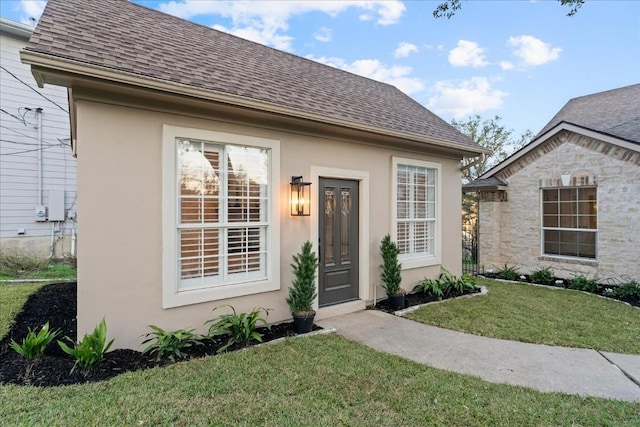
<box><xmin>163</xmin><ymin>126</ymin><xmax>280</xmax><ymax>308</ymax></box>
<box><xmin>541</xmin><ymin>187</ymin><xmax>597</xmax><ymax>259</ymax></box>
<box><xmin>392</xmin><ymin>157</ymin><xmax>441</xmax><ymax>269</ymax></box>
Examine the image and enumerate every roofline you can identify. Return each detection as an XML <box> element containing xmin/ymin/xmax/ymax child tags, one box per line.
<box><xmin>478</xmin><ymin>121</ymin><xmax>640</xmax><ymax>179</ymax></box>
<box><xmin>21</xmin><ymin>50</ymin><xmax>489</xmax><ymax>157</ymax></box>
<box><xmin>0</xmin><ymin>18</ymin><xmax>34</xmax><ymax>40</ymax></box>
<box><xmin>462</xmin><ymin>183</ymin><xmax>507</xmax><ymax>192</ymax></box>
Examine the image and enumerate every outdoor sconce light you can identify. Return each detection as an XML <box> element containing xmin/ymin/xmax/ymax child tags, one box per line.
<box><xmin>290</xmin><ymin>176</ymin><xmax>311</xmax><ymax>216</ymax></box>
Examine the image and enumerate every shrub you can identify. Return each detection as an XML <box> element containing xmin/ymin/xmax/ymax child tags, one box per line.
<box><xmin>529</xmin><ymin>267</ymin><xmax>555</xmax><ymax>285</ymax></box>
<box><xmin>567</xmin><ymin>275</ymin><xmax>599</xmax><ymax>293</ymax></box>
<box><xmin>414</xmin><ymin>278</ymin><xmax>443</xmax><ymax>299</ymax></box>
<box><xmin>0</xmin><ymin>253</ymin><xmax>48</xmax><ymax>278</ymax></box>
<box><xmin>9</xmin><ymin>321</ymin><xmax>60</xmax><ymax>360</ymax></box>
<box><xmin>461</xmin><ymin>273</ymin><xmax>477</xmax><ymax>286</ymax></box>
<box><xmin>286</xmin><ymin>241</ymin><xmax>319</xmax><ymax>314</ymax></box>
<box><xmin>58</xmin><ymin>318</ymin><xmax>114</xmax><ymax>373</ymax></box>
<box><xmin>141</xmin><ymin>325</ymin><xmax>203</xmax><ymax>362</ymax></box>
<box><xmin>206</xmin><ymin>305</ymin><xmax>270</xmax><ymax>353</ymax></box>
<box><xmin>612</xmin><ymin>280</ymin><xmax>640</xmax><ymax>300</ymax></box>
<box><xmin>496</xmin><ymin>264</ymin><xmax>519</xmax><ymax>281</ymax></box>
<box><xmin>380</xmin><ymin>235</ymin><xmax>402</xmax><ymax>295</ymax></box>
<box><xmin>414</xmin><ymin>268</ymin><xmax>475</xmax><ymax>298</ymax></box>
<box><xmin>439</xmin><ymin>267</ymin><xmax>475</xmax><ymax>296</ymax></box>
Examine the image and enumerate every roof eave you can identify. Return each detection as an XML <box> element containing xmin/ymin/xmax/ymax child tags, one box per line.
<box><xmin>21</xmin><ymin>50</ymin><xmax>487</xmax><ymax>156</ymax></box>
<box><xmin>477</xmin><ymin>121</ymin><xmax>640</xmax><ymax>180</ymax></box>
<box><xmin>0</xmin><ymin>18</ymin><xmax>33</xmax><ymax>40</ymax></box>
<box><xmin>462</xmin><ymin>184</ymin><xmax>507</xmax><ymax>193</ymax></box>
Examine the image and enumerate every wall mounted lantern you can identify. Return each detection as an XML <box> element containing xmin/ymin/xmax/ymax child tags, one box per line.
<box><xmin>290</xmin><ymin>176</ymin><xmax>311</xmax><ymax>216</ymax></box>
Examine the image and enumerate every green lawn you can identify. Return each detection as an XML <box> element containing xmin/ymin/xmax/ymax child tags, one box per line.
<box><xmin>3</xmin><ymin>335</ymin><xmax>640</xmax><ymax>426</ymax></box>
<box><xmin>406</xmin><ymin>279</ymin><xmax>640</xmax><ymax>354</ymax></box>
<box><xmin>0</xmin><ymin>283</ymin><xmax>44</xmax><ymax>338</ymax></box>
<box><xmin>2</xmin><ymin>283</ymin><xmax>640</xmax><ymax>426</ymax></box>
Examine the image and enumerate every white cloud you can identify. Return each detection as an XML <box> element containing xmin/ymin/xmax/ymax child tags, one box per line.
<box><xmin>507</xmin><ymin>35</ymin><xmax>562</xmax><ymax>66</ymax></box>
<box><xmin>500</xmin><ymin>61</ymin><xmax>514</xmax><ymax>71</ymax></box>
<box><xmin>427</xmin><ymin>77</ymin><xmax>507</xmax><ymax>118</ymax></box>
<box><xmin>307</xmin><ymin>55</ymin><xmax>425</xmax><ymax>95</ymax></box>
<box><xmin>448</xmin><ymin>40</ymin><xmax>488</xmax><ymax>68</ymax></box>
<box><xmin>212</xmin><ymin>24</ymin><xmax>293</xmax><ymax>51</ymax></box>
<box><xmin>314</xmin><ymin>26</ymin><xmax>332</xmax><ymax>43</ymax></box>
<box><xmin>19</xmin><ymin>0</ymin><xmax>46</xmax><ymax>25</ymax></box>
<box><xmin>158</xmin><ymin>0</ymin><xmax>405</xmax><ymax>50</ymax></box>
<box><xmin>394</xmin><ymin>42</ymin><xmax>418</xmax><ymax>58</ymax></box>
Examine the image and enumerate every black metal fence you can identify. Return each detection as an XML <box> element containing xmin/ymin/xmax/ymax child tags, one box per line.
<box><xmin>462</xmin><ymin>196</ymin><xmax>479</xmax><ymax>276</ymax></box>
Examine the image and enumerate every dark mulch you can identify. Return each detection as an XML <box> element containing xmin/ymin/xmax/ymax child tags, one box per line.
<box><xmin>0</xmin><ymin>282</ymin><xmax>320</xmax><ymax>387</ymax></box>
<box><xmin>373</xmin><ymin>287</ymin><xmax>481</xmax><ymax>312</ymax></box>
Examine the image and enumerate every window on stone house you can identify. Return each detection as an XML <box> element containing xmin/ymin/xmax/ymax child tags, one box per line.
<box><xmin>541</xmin><ymin>187</ymin><xmax>597</xmax><ymax>259</ymax></box>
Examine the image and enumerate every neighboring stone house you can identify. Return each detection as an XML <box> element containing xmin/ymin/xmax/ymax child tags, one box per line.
<box><xmin>0</xmin><ymin>18</ymin><xmax>77</xmax><ymax>258</ymax></box>
<box><xmin>465</xmin><ymin>84</ymin><xmax>640</xmax><ymax>281</ymax></box>
<box><xmin>22</xmin><ymin>0</ymin><xmax>485</xmax><ymax>349</ymax></box>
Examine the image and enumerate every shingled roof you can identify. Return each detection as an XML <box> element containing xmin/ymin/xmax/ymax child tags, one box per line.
<box><xmin>537</xmin><ymin>84</ymin><xmax>640</xmax><ymax>144</ymax></box>
<box><xmin>22</xmin><ymin>0</ymin><xmax>480</xmax><ymax>153</ymax></box>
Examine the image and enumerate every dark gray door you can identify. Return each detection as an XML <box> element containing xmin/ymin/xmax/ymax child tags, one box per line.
<box><xmin>318</xmin><ymin>178</ymin><xmax>359</xmax><ymax>306</ymax></box>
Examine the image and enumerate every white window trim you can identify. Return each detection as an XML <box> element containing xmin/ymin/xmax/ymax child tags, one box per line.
<box><xmin>539</xmin><ymin>187</ymin><xmax>598</xmax><ymax>261</ymax></box>
<box><xmin>162</xmin><ymin>125</ymin><xmax>280</xmax><ymax>308</ymax></box>
<box><xmin>391</xmin><ymin>157</ymin><xmax>442</xmax><ymax>270</ymax></box>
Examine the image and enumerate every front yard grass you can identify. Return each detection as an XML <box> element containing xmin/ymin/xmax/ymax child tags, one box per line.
<box><xmin>3</xmin><ymin>334</ymin><xmax>640</xmax><ymax>426</ymax></box>
<box><xmin>0</xmin><ymin>283</ymin><xmax>44</xmax><ymax>339</ymax></box>
<box><xmin>2</xmin><ymin>283</ymin><xmax>639</xmax><ymax>426</ymax></box>
<box><xmin>406</xmin><ymin>278</ymin><xmax>640</xmax><ymax>354</ymax></box>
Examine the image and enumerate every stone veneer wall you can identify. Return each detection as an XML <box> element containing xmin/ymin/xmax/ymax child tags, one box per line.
<box><xmin>479</xmin><ymin>130</ymin><xmax>640</xmax><ymax>281</ymax></box>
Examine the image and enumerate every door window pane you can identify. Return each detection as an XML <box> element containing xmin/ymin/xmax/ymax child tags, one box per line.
<box><xmin>341</xmin><ymin>189</ymin><xmax>351</xmax><ymax>262</ymax></box>
<box><xmin>324</xmin><ymin>188</ymin><xmax>335</xmax><ymax>265</ymax></box>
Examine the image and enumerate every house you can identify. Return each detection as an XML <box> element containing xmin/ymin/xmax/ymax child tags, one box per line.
<box><xmin>21</xmin><ymin>0</ymin><xmax>485</xmax><ymax>349</ymax></box>
<box><xmin>0</xmin><ymin>18</ymin><xmax>76</xmax><ymax>258</ymax></box>
<box><xmin>465</xmin><ymin>84</ymin><xmax>640</xmax><ymax>282</ymax></box>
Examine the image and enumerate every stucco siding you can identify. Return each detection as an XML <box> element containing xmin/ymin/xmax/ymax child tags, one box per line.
<box><xmin>0</xmin><ymin>24</ymin><xmax>76</xmax><ymax>257</ymax></box>
<box><xmin>75</xmin><ymin>98</ymin><xmax>463</xmax><ymax>349</ymax></box>
<box><xmin>479</xmin><ymin>132</ymin><xmax>639</xmax><ymax>281</ymax></box>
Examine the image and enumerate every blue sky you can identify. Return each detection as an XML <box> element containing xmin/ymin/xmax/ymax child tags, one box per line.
<box><xmin>2</xmin><ymin>0</ymin><xmax>639</xmax><ymax>140</ymax></box>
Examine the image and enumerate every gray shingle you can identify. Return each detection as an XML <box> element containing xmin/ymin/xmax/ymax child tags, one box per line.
<box><xmin>25</xmin><ymin>0</ymin><xmax>480</xmax><ymax>151</ymax></box>
<box><xmin>537</xmin><ymin>84</ymin><xmax>640</xmax><ymax>144</ymax></box>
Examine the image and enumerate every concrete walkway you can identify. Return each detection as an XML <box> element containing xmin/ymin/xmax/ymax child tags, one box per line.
<box><xmin>317</xmin><ymin>310</ymin><xmax>640</xmax><ymax>402</ymax></box>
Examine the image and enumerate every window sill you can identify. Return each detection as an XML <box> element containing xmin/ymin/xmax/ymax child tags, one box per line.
<box><xmin>538</xmin><ymin>255</ymin><xmax>598</xmax><ymax>266</ymax></box>
<box><xmin>162</xmin><ymin>278</ymin><xmax>280</xmax><ymax>309</ymax></box>
<box><xmin>400</xmin><ymin>255</ymin><xmax>441</xmax><ymax>270</ymax></box>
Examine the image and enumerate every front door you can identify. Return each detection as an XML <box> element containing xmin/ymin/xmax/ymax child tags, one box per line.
<box><xmin>318</xmin><ymin>178</ymin><xmax>359</xmax><ymax>306</ymax></box>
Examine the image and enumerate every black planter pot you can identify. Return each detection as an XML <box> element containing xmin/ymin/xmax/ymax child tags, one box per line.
<box><xmin>388</xmin><ymin>293</ymin><xmax>405</xmax><ymax>311</ymax></box>
<box><xmin>292</xmin><ymin>312</ymin><xmax>316</xmax><ymax>334</ymax></box>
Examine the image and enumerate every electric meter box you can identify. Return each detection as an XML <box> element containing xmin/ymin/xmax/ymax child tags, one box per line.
<box><xmin>35</xmin><ymin>205</ymin><xmax>47</xmax><ymax>221</ymax></box>
<box><xmin>48</xmin><ymin>190</ymin><xmax>65</xmax><ymax>221</ymax></box>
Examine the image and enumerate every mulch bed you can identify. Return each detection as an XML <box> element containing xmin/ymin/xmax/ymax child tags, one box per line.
<box><xmin>373</xmin><ymin>287</ymin><xmax>481</xmax><ymax>312</ymax></box>
<box><xmin>0</xmin><ymin>282</ymin><xmax>320</xmax><ymax>387</ymax></box>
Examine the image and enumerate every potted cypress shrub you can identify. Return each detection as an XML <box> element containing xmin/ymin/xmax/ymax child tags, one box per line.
<box><xmin>286</xmin><ymin>241</ymin><xmax>319</xmax><ymax>334</ymax></box>
<box><xmin>380</xmin><ymin>234</ymin><xmax>405</xmax><ymax>310</ymax></box>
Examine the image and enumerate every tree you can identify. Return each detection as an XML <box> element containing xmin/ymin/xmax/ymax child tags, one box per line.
<box><xmin>455</xmin><ymin>115</ymin><xmax>532</xmax><ymax>230</ymax></box>
<box><xmin>434</xmin><ymin>0</ymin><xmax>585</xmax><ymax>19</ymax></box>
<box><xmin>454</xmin><ymin>115</ymin><xmax>532</xmax><ymax>184</ymax></box>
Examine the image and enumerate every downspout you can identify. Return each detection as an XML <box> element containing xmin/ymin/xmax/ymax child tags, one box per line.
<box><xmin>48</xmin><ymin>222</ymin><xmax>55</xmax><ymax>259</ymax></box>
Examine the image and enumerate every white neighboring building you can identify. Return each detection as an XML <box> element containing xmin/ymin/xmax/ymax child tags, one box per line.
<box><xmin>0</xmin><ymin>18</ymin><xmax>76</xmax><ymax>258</ymax></box>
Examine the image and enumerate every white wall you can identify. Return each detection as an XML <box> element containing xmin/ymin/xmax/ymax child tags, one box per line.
<box><xmin>0</xmin><ymin>19</ymin><xmax>77</xmax><ymax>257</ymax></box>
